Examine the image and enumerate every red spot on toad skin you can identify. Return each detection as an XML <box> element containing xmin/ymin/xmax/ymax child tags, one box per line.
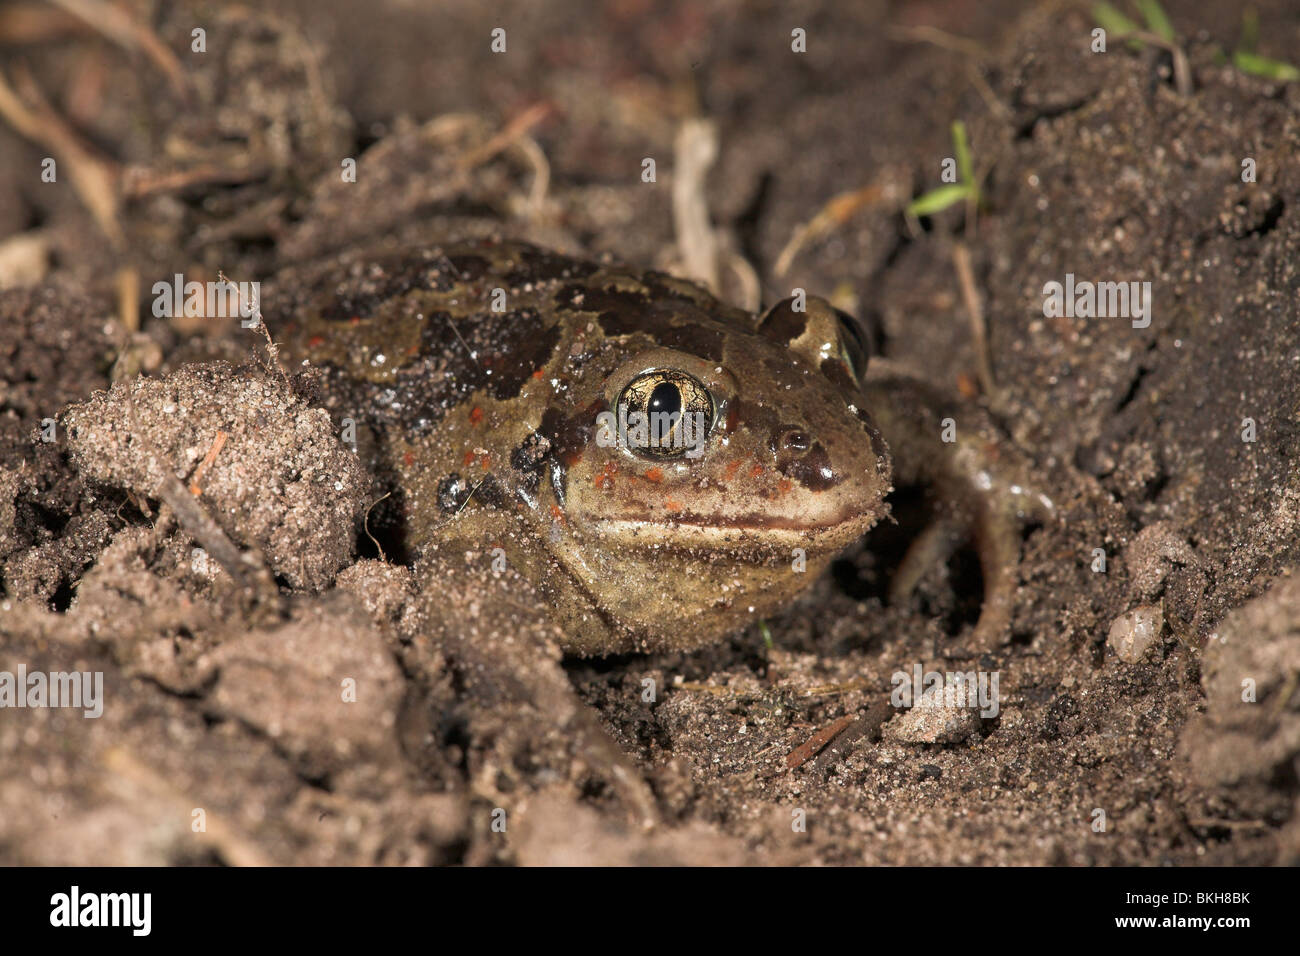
<box><xmin>550</xmin><ymin>504</ymin><xmax>565</xmax><ymax>522</ymax></box>
<box><xmin>307</xmin><ymin>335</ymin><xmax>325</xmax><ymax>348</ymax></box>
<box><xmin>778</xmin><ymin>478</ymin><xmax>793</xmax><ymax>494</ymax></box>
<box><xmin>463</xmin><ymin>450</ymin><xmax>476</xmax><ymax>467</ymax></box>
<box><xmin>469</xmin><ymin>406</ymin><xmax>484</xmax><ymax>425</ymax></box>
<box><xmin>403</xmin><ymin>451</ymin><xmax>415</xmax><ymax>467</ymax></box>
<box><xmin>532</xmin><ymin>368</ymin><xmax>545</xmax><ymax>379</ymax></box>
<box><xmin>349</xmin><ymin>316</ymin><xmax>361</xmax><ymax>325</ymax></box>
<box><xmin>594</xmin><ymin>462</ymin><xmax>618</xmax><ymax>489</ymax></box>
<box><xmin>723</xmin><ymin>460</ymin><xmax>741</xmax><ymax>481</ymax></box>
<box><xmin>644</xmin><ymin>467</ymin><xmax>664</xmax><ymax>483</ymax></box>
<box><xmin>750</xmin><ymin>464</ymin><xmax>764</xmax><ymax>478</ymax></box>
<box><xmin>664</xmin><ymin>498</ymin><xmax>682</xmax><ymax>512</ymax></box>
<box><xmin>478</xmin><ymin>453</ymin><xmax>490</xmax><ymax>469</ymax></box>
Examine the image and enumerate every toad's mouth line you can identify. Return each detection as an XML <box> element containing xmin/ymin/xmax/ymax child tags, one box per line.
<box><xmin>586</xmin><ymin>505</ymin><xmax>887</xmax><ymax>536</ymax></box>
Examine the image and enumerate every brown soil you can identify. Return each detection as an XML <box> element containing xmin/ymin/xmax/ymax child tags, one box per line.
<box><xmin>2</xmin><ymin>0</ymin><xmax>1299</xmax><ymax>865</ymax></box>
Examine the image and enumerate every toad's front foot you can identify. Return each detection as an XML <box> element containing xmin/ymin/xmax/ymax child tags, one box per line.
<box><xmin>866</xmin><ymin>372</ymin><xmax>1055</xmax><ymax>654</ymax></box>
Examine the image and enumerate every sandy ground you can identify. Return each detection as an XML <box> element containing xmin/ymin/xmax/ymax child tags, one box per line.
<box><xmin>1</xmin><ymin>0</ymin><xmax>1299</xmax><ymax>865</ymax></box>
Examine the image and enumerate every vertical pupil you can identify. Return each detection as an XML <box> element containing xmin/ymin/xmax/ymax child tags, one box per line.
<box><xmin>648</xmin><ymin>382</ymin><xmax>682</xmax><ymax>418</ymax></box>
<box><xmin>648</xmin><ymin>381</ymin><xmax>682</xmax><ymax>446</ymax></box>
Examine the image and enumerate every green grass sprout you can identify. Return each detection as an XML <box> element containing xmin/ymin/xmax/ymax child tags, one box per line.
<box><xmin>1232</xmin><ymin>10</ymin><xmax>1294</xmax><ymax>80</ymax></box>
<box><xmin>906</xmin><ymin>121</ymin><xmax>978</xmax><ymax>218</ymax></box>
<box><xmin>1232</xmin><ymin>51</ymin><xmax>1300</xmax><ymax>81</ymax></box>
<box><xmin>1135</xmin><ymin>0</ymin><xmax>1175</xmax><ymax>43</ymax></box>
<box><xmin>1093</xmin><ymin>2</ymin><xmax>1144</xmax><ymax>50</ymax></box>
<box><xmin>1233</xmin><ymin>9</ymin><xmax>1298</xmax><ymax>80</ymax></box>
<box><xmin>1096</xmin><ymin>3</ymin><xmax>1297</xmax><ymax>85</ymax></box>
<box><xmin>1238</xmin><ymin>9</ymin><xmax>1259</xmax><ymax>54</ymax></box>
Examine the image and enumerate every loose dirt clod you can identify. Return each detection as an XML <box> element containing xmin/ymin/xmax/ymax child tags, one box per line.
<box><xmin>1180</xmin><ymin>575</ymin><xmax>1300</xmax><ymax>853</ymax></box>
<box><xmin>62</xmin><ymin>362</ymin><xmax>370</xmax><ymax>591</ymax></box>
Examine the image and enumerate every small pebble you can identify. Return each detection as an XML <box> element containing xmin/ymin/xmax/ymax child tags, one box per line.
<box><xmin>1107</xmin><ymin>604</ymin><xmax>1164</xmax><ymax>663</ymax></box>
<box><xmin>885</xmin><ymin>703</ymin><xmax>979</xmax><ymax>745</ymax></box>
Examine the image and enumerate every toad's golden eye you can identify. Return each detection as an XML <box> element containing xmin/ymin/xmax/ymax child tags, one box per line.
<box><xmin>617</xmin><ymin>370</ymin><xmax>715</xmax><ymax>459</ymax></box>
<box><xmin>833</xmin><ymin>307</ymin><xmax>870</xmax><ymax>382</ymax></box>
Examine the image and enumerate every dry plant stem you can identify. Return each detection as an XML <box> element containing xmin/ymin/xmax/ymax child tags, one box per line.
<box><xmin>187</xmin><ymin>194</ymin><xmax>289</xmax><ymax>244</ymax></box>
<box><xmin>218</xmin><ymin>270</ymin><xmax>287</xmax><ymax>379</ymax></box>
<box><xmin>780</xmin><ymin>697</ymin><xmax>894</xmax><ymax>775</ymax></box>
<box><xmin>806</xmin><ymin>700</ymin><xmax>893</xmax><ymax>774</ymax></box>
<box><xmin>0</xmin><ymin>63</ymin><xmax>123</xmax><ymax>244</ymax></box>
<box><xmin>189</xmin><ymin>431</ymin><xmax>229</xmax><ymax>497</ymax></box>
<box><xmin>785</xmin><ymin>714</ymin><xmax>856</xmax><ymax>770</ymax></box>
<box><xmin>116</xmin><ymin>266</ymin><xmax>139</xmax><ymax>333</ymax></box>
<box><xmin>773</xmin><ymin>183</ymin><xmax>888</xmax><ymax>279</ymax></box>
<box><xmin>952</xmin><ymin>242</ymin><xmax>996</xmax><ymax>397</ymax></box>
<box><xmin>456</xmin><ymin>103</ymin><xmax>553</xmax><ymax>212</ymax></box>
<box><xmin>362</xmin><ymin>491</ymin><xmax>393</xmax><ymax>563</ymax></box>
<box><xmin>508</xmin><ymin>134</ymin><xmax>551</xmax><ymax>213</ymax></box>
<box><xmin>122</xmin><ymin>162</ymin><xmax>269</xmax><ymax>200</ymax></box>
<box><xmin>46</xmin><ymin>0</ymin><xmax>190</xmax><ymax>101</ymax></box>
<box><xmin>1114</xmin><ymin>30</ymin><xmax>1194</xmax><ymax>96</ymax></box>
<box><xmin>672</xmin><ymin>117</ymin><xmax>721</xmax><ymax>293</ymax></box>
<box><xmin>0</xmin><ymin>3</ymin><xmax>88</xmax><ymax>43</ymax></box>
<box><xmin>456</xmin><ymin>102</ymin><xmax>551</xmax><ymax>168</ymax></box>
<box><xmin>723</xmin><ymin>252</ymin><xmax>762</xmax><ymax>313</ymax></box>
<box><xmin>800</xmin><ymin>678</ymin><xmax>873</xmax><ymax>697</ymax></box>
<box><xmin>674</xmin><ymin>681</ymin><xmax>760</xmax><ymax>699</ymax></box>
<box><xmin>156</xmin><ymin>475</ymin><xmax>282</xmax><ymax>613</ymax></box>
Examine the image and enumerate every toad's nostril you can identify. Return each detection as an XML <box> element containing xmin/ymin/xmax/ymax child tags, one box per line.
<box><xmin>781</xmin><ymin>429</ymin><xmax>811</xmax><ymax>454</ymax></box>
